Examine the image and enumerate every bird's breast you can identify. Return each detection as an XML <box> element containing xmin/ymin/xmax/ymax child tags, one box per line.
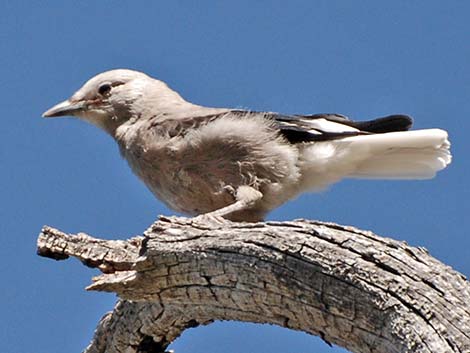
<box><xmin>119</xmin><ymin>137</ymin><xmax>235</xmax><ymax>214</ymax></box>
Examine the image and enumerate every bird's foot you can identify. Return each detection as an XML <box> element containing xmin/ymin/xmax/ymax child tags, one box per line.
<box><xmin>191</xmin><ymin>213</ymin><xmax>232</xmax><ymax>227</ymax></box>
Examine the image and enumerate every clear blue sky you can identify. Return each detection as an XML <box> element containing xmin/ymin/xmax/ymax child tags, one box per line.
<box><xmin>2</xmin><ymin>1</ymin><xmax>469</xmax><ymax>353</ymax></box>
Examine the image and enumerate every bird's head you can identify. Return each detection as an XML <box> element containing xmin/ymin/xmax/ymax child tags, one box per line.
<box><xmin>43</xmin><ymin>69</ymin><xmax>181</xmax><ymax>134</ymax></box>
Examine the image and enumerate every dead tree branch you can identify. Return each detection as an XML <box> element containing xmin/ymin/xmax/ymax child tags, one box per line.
<box><xmin>37</xmin><ymin>216</ymin><xmax>470</xmax><ymax>353</ymax></box>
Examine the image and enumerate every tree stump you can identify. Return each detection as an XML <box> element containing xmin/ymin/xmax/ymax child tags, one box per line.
<box><xmin>37</xmin><ymin>216</ymin><xmax>470</xmax><ymax>353</ymax></box>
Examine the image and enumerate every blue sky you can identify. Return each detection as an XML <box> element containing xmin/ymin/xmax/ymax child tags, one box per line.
<box><xmin>2</xmin><ymin>1</ymin><xmax>469</xmax><ymax>352</ymax></box>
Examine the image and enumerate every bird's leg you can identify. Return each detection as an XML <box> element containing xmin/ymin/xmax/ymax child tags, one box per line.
<box><xmin>208</xmin><ymin>185</ymin><xmax>263</xmax><ymax>217</ymax></box>
<box><xmin>193</xmin><ymin>185</ymin><xmax>263</xmax><ymax>224</ymax></box>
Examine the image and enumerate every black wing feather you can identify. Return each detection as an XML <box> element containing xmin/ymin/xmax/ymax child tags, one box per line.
<box><xmin>270</xmin><ymin>112</ymin><xmax>413</xmax><ymax>143</ymax></box>
<box><xmin>348</xmin><ymin>114</ymin><xmax>413</xmax><ymax>133</ymax></box>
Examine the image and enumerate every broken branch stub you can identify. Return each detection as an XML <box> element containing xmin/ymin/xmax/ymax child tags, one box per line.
<box><xmin>37</xmin><ymin>216</ymin><xmax>470</xmax><ymax>353</ymax></box>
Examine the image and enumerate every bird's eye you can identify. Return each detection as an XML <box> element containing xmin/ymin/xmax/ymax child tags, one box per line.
<box><xmin>98</xmin><ymin>83</ymin><xmax>112</xmax><ymax>96</ymax></box>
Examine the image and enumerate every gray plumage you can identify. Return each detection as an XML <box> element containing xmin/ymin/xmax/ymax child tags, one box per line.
<box><xmin>43</xmin><ymin>69</ymin><xmax>451</xmax><ymax>221</ymax></box>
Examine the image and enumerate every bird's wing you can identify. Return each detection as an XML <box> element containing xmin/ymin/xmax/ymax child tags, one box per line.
<box><xmin>149</xmin><ymin>110</ymin><xmax>412</xmax><ymax>144</ymax></box>
<box><xmin>231</xmin><ymin>111</ymin><xmax>413</xmax><ymax>144</ymax></box>
<box><xmin>270</xmin><ymin>113</ymin><xmax>366</xmax><ymax>143</ymax></box>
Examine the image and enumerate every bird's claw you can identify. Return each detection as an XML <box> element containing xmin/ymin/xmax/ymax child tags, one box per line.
<box><xmin>191</xmin><ymin>213</ymin><xmax>232</xmax><ymax>227</ymax></box>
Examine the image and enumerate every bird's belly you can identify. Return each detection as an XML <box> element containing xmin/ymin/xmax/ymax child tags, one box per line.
<box><xmin>149</xmin><ymin>169</ymin><xmax>234</xmax><ymax>215</ymax></box>
<box><xmin>125</xmin><ymin>150</ymin><xmax>237</xmax><ymax>215</ymax></box>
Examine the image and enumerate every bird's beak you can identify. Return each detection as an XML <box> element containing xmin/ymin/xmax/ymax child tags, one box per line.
<box><xmin>42</xmin><ymin>99</ymin><xmax>86</xmax><ymax>118</ymax></box>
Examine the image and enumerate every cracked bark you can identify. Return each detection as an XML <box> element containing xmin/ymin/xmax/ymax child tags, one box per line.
<box><xmin>37</xmin><ymin>216</ymin><xmax>470</xmax><ymax>353</ymax></box>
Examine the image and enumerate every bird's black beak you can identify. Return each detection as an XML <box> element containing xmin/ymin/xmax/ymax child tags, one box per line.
<box><xmin>42</xmin><ymin>99</ymin><xmax>86</xmax><ymax>118</ymax></box>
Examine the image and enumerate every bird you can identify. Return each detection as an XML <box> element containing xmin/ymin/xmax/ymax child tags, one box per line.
<box><xmin>43</xmin><ymin>69</ymin><xmax>451</xmax><ymax>222</ymax></box>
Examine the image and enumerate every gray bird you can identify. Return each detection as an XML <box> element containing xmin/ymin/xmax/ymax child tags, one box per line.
<box><xmin>43</xmin><ymin>69</ymin><xmax>451</xmax><ymax>222</ymax></box>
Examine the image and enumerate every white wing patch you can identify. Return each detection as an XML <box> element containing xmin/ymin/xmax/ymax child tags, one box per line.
<box><xmin>299</xmin><ymin>118</ymin><xmax>360</xmax><ymax>134</ymax></box>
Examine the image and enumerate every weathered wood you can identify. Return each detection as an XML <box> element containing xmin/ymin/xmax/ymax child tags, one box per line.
<box><xmin>37</xmin><ymin>216</ymin><xmax>470</xmax><ymax>353</ymax></box>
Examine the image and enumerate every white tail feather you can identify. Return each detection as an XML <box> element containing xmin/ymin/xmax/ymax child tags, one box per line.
<box><xmin>342</xmin><ymin>129</ymin><xmax>451</xmax><ymax>179</ymax></box>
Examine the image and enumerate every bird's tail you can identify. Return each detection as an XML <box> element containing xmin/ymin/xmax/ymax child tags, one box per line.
<box><xmin>340</xmin><ymin>129</ymin><xmax>451</xmax><ymax>179</ymax></box>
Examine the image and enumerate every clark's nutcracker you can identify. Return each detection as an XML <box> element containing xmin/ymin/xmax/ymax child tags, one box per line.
<box><xmin>43</xmin><ymin>69</ymin><xmax>451</xmax><ymax>221</ymax></box>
